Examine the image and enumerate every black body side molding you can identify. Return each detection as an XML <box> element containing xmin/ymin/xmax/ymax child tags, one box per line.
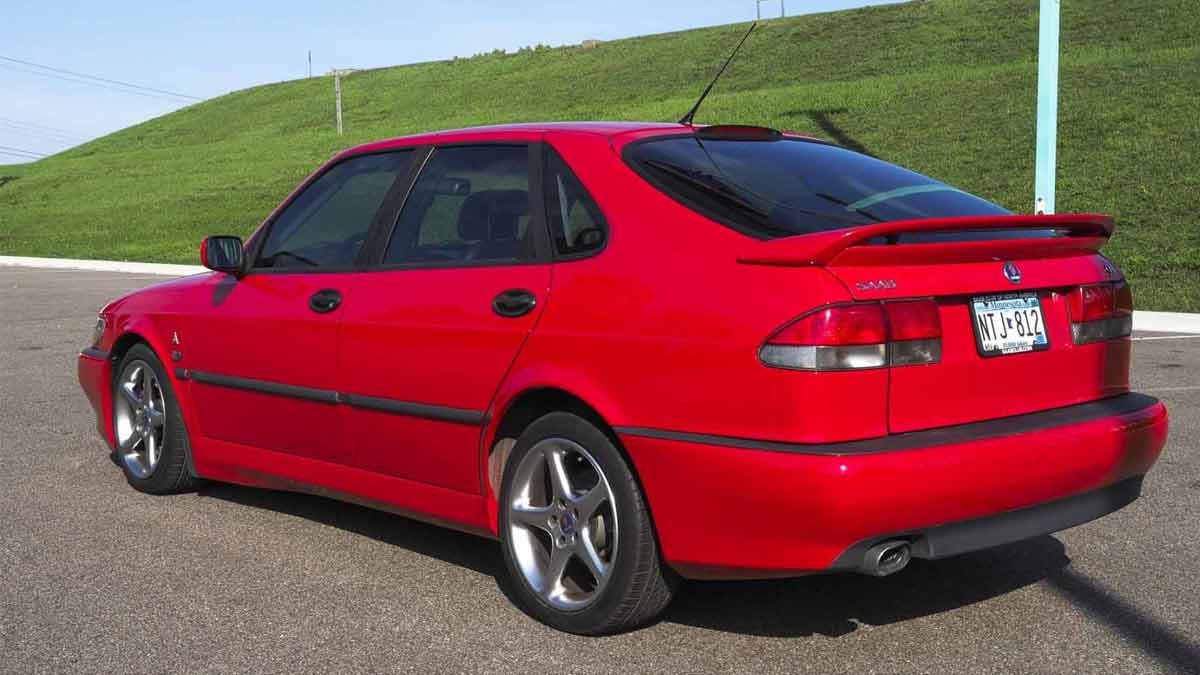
<box><xmin>615</xmin><ymin>393</ymin><xmax>1159</xmax><ymax>457</ymax></box>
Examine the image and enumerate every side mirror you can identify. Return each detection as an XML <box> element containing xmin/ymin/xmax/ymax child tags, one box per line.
<box><xmin>200</xmin><ymin>236</ymin><xmax>244</xmax><ymax>275</ymax></box>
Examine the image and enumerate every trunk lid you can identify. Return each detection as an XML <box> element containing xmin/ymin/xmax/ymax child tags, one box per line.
<box><xmin>739</xmin><ymin>214</ymin><xmax>1131</xmax><ymax>432</ymax></box>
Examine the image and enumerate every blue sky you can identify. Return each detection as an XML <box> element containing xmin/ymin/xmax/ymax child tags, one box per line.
<box><xmin>0</xmin><ymin>0</ymin><xmax>901</xmax><ymax>163</ymax></box>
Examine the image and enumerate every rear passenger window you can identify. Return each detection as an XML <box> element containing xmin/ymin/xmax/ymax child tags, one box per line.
<box><xmin>545</xmin><ymin>148</ymin><xmax>607</xmax><ymax>257</ymax></box>
<box><xmin>384</xmin><ymin>145</ymin><xmax>534</xmax><ymax>265</ymax></box>
<box><xmin>257</xmin><ymin>151</ymin><xmax>412</xmax><ymax>269</ymax></box>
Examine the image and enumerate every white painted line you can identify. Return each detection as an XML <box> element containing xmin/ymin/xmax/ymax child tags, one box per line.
<box><xmin>0</xmin><ymin>255</ymin><xmax>206</xmax><ymax>277</ymax></box>
<box><xmin>1133</xmin><ymin>335</ymin><xmax>1200</xmax><ymax>341</ymax></box>
<box><xmin>1133</xmin><ymin>311</ymin><xmax>1200</xmax><ymax>335</ymax></box>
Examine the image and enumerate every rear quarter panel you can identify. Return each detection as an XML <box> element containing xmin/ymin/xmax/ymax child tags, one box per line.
<box><xmin>493</xmin><ymin>131</ymin><xmax>885</xmax><ymax>448</ymax></box>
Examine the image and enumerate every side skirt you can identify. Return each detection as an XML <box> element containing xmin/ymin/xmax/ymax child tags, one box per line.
<box><xmin>192</xmin><ymin>435</ymin><xmax>495</xmax><ymax>539</ymax></box>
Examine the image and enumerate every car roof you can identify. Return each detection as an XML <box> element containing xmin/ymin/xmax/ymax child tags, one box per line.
<box><xmin>342</xmin><ymin>121</ymin><xmax>683</xmax><ymax>155</ymax></box>
<box><xmin>338</xmin><ymin>122</ymin><xmax>825</xmax><ymax>162</ymax></box>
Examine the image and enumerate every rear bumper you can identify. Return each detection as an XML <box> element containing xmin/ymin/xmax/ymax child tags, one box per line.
<box><xmin>78</xmin><ymin>348</ymin><xmax>116</xmax><ymax>450</ymax></box>
<box><xmin>618</xmin><ymin>393</ymin><xmax>1168</xmax><ymax>580</ymax></box>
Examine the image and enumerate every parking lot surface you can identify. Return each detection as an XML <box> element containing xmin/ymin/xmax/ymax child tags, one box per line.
<box><xmin>1</xmin><ymin>266</ymin><xmax>1197</xmax><ymax>674</ymax></box>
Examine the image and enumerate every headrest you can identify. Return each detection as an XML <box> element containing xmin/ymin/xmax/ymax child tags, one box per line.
<box><xmin>457</xmin><ymin>190</ymin><xmax>528</xmax><ymax>241</ymax></box>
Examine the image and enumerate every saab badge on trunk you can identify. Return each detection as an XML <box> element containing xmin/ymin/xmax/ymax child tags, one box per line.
<box><xmin>1002</xmin><ymin>262</ymin><xmax>1022</xmax><ymax>284</ymax></box>
<box><xmin>855</xmin><ymin>279</ymin><xmax>897</xmax><ymax>291</ymax></box>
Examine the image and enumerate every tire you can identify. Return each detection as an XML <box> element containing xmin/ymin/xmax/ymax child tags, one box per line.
<box><xmin>499</xmin><ymin>411</ymin><xmax>679</xmax><ymax>634</ymax></box>
<box><xmin>111</xmin><ymin>343</ymin><xmax>199</xmax><ymax>494</ymax></box>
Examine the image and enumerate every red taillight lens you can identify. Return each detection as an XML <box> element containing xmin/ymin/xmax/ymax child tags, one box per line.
<box><xmin>1069</xmin><ymin>284</ymin><xmax>1115</xmax><ymax>323</ymax></box>
<box><xmin>884</xmin><ymin>300</ymin><xmax>942</xmax><ymax>341</ymax></box>
<box><xmin>1069</xmin><ymin>282</ymin><xmax>1132</xmax><ymax>344</ymax></box>
<box><xmin>769</xmin><ymin>304</ymin><xmax>887</xmax><ymax>346</ymax></box>
<box><xmin>884</xmin><ymin>299</ymin><xmax>943</xmax><ymax>366</ymax></box>
<box><xmin>761</xmin><ymin>301</ymin><xmax>941</xmax><ymax>371</ymax></box>
<box><xmin>1114</xmin><ymin>282</ymin><xmax>1133</xmax><ymax>316</ymax></box>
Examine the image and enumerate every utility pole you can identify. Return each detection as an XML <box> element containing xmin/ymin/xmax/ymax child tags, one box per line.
<box><xmin>333</xmin><ymin>70</ymin><xmax>344</xmax><ymax>135</ymax></box>
<box><xmin>1034</xmin><ymin>0</ymin><xmax>1060</xmax><ymax>214</ymax></box>
<box><xmin>781</xmin><ymin>0</ymin><xmax>785</xmax><ymax>17</ymax></box>
<box><xmin>308</xmin><ymin>50</ymin><xmax>312</xmax><ymax>78</ymax></box>
<box><xmin>755</xmin><ymin>0</ymin><xmax>782</xmax><ymax>20</ymax></box>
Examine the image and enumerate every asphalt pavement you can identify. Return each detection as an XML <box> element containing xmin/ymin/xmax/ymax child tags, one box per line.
<box><xmin>1</xmin><ymin>266</ymin><xmax>1197</xmax><ymax>674</ymax></box>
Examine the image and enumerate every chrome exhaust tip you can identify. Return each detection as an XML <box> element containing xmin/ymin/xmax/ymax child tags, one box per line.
<box><xmin>860</xmin><ymin>539</ymin><xmax>912</xmax><ymax>577</ymax></box>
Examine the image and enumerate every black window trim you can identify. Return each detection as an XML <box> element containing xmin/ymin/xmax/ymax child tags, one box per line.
<box><xmin>369</xmin><ymin>141</ymin><xmax>554</xmax><ymax>272</ymax></box>
<box><xmin>245</xmin><ymin>146</ymin><xmax>424</xmax><ymax>276</ymax></box>
<box><xmin>543</xmin><ymin>143</ymin><xmax>610</xmax><ymax>262</ymax></box>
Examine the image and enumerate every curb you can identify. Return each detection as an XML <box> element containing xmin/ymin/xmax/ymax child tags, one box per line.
<box><xmin>1133</xmin><ymin>311</ymin><xmax>1200</xmax><ymax>335</ymax></box>
<box><xmin>2</xmin><ymin>255</ymin><xmax>1198</xmax><ymax>334</ymax></box>
<box><xmin>0</xmin><ymin>255</ymin><xmax>205</xmax><ymax>277</ymax></box>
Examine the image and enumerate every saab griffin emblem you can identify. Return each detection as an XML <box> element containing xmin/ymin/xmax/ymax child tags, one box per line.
<box><xmin>855</xmin><ymin>279</ymin><xmax>897</xmax><ymax>291</ymax></box>
<box><xmin>1002</xmin><ymin>262</ymin><xmax>1022</xmax><ymax>285</ymax></box>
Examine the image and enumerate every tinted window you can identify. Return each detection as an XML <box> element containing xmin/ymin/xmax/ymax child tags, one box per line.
<box><xmin>545</xmin><ymin>148</ymin><xmax>607</xmax><ymax>256</ymax></box>
<box><xmin>257</xmin><ymin>151</ymin><xmax>412</xmax><ymax>269</ymax></box>
<box><xmin>627</xmin><ymin>136</ymin><xmax>1010</xmax><ymax>238</ymax></box>
<box><xmin>384</xmin><ymin>145</ymin><xmax>534</xmax><ymax>264</ymax></box>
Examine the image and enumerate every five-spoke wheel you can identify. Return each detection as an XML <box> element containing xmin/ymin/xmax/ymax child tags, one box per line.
<box><xmin>111</xmin><ymin>344</ymin><xmax>197</xmax><ymax>494</ymax></box>
<box><xmin>507</xmin><ymin>437</ymin><xmax>617</xmax><ymax>610</ymax></box>
<box><xmin>499</xmin><ymin>412</ymin><xmax>678</xmax><ymax>634</ymax></box>
<box><xmin>114</xmin><ymin>359</ymin><xmax>167</xmax><ymax>479</ymax></box>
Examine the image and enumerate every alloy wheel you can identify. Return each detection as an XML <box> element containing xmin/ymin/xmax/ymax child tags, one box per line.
<box><xmin>113</xmin><ymin>360</ymin><xmax>167</xmax><ymax>479</ymax></box>
<box><xmin>507</xmin><ymin>437</ymin><xmax>618</xmax><ymax>611</ymax></box>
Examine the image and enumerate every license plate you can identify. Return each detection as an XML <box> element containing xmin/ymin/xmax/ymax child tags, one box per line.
<box><xmin>970</xmin><ymin>293</ymin><xmax>1049</xmax><ymax>357</ymax></box>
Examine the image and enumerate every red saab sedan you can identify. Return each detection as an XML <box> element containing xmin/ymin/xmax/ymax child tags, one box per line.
<box><xmin>78</xmin><ymin>121</ymin><xmax>1168</xmax><ymax>634</ymax></box>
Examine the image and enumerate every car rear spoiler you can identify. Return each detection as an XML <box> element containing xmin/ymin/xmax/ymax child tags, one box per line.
<box><xmin>736</xmin><ymin>214</ymin><xmax>1115</xmax><ymax>267</ymax></box>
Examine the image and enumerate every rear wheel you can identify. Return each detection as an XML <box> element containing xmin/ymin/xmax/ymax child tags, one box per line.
<box><xmin>499</xmin><ymin>412</ymin><xmax>678</xmax><ymax>634</ymax></box>
<box><xmin>112</xmin><ymin>344</ymin><xmax>198</xmax><ymax>494</ymax></box>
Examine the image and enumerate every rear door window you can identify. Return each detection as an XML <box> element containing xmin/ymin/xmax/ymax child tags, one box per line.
<box><xmin>625</xmin><ymin>135</ymin><xmax>1009</xmax><ymax>239</ymax></box>
<box><xmin>257</xmin><ymin>151</ymin><xmax>414</xmax><ymax>269</ymax></box>
<box><xmin>384</xmin><ymin>145</ymin><xmax>535</xmax><ymax>265</ymax></box>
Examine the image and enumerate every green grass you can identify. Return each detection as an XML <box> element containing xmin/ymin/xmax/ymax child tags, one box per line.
<box><xmin>1</xmin><ymin>0</ymin><xmax>1197</xmax><ymax>310</ymax></box>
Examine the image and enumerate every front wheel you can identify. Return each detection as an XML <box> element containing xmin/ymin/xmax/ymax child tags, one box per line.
<box><xmin>112</xmin><ymin>344</ymin><xmax>198</xmax><ymax>494</ymax></box>
<box><xmin>499</xmin><ymin>412</ymin><xmax>678</xmax><ymax>634</ymax></box>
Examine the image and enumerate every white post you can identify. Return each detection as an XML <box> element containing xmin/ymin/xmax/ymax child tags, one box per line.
<box><xmin>334</xmin><ymin>71</ymin><xmax>343</xmax><ymax>135</ymax></box>
<box><xmin>1034</xmin><ymin>0</ymin><xmax>1060</xmax><ymax>214</ymax></box>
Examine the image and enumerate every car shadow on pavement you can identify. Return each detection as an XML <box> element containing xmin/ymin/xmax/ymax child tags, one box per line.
<box><xmin>196</xmin><ymin>482</ymin><xmax>1200</xmax><ymax>666</ymax></box>
<box><xmin>664</xmin><ymin>535</ymin><xmax>1069</xmax><ymax>637</ymax></box>
<box><xmin>198</xmin><ymin>483</ymin><xmax>504</xmax><ymax>578</ymax></box>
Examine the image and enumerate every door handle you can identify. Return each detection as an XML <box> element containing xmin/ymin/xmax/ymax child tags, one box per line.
<box><xmin>492</xmin><ymin>289</ymin><xmax>537</xmax><ymax>318</ymax></box>
<box><xmin>308</xmin><ymin>288</ymin><xmax>342</xmax><ymax>314</ymax></box>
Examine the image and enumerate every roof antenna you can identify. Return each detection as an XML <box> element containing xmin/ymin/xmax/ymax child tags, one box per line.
<box><xmin>678</xmin><ymin>22</ymin><xmax>757</xmax><ymax>126</ymax></box>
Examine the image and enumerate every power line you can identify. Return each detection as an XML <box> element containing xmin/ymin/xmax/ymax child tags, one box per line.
<box><xmin>0</xmin><ymin>54</ymin><xmax>201</xmax><ymax>101</ymax></box>
<box><xmin>0</xmin><ymin>151</ymin><xmax>42</xmax><ymax>161</ymax></box>
<box><xmin>0</xmin><ymin>115</ymin><xmax>84</xmax><ymax>137</ymax></box>
<box><xmin>0</xmin><ymin>144</ymin><xmax>48</xmax><ymax>159</ymax></box>
<box><xmin>0</xmin><ymin>62</ymin><xmax>197</xmax><ymax>104</ymax></box>
<box><xmin>0</xmin><ymin>121</ymin><xmax>83</xmax><ymax>144</ymax></box>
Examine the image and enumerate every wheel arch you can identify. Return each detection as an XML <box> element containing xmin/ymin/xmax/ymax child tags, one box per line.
<box><xmin>106</xmin><ymin>322</ymin><xmax>201</xmax><ymax>478</ymax></box>
<box><xmin>482</xmin><ymin>384</ymin><xmax>657</xmax><ymax>542</ymax></box>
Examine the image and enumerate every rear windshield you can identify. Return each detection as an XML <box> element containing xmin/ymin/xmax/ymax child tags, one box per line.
<box><xmin>626</xmin><ymin>135</ymin><xmax>1010</xmax><ymax>238</ymax></box>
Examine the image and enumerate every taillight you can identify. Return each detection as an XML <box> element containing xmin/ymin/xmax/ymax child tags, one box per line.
<box><xmin>759</xmin><ymin>300</ymin><xmax>941</xmax><ymax>371</ymax></box>
<box><xmin>1068</xmin><ymin>282</ymin><xmax>1132</xmax><ymax>344</ymax></box>
<box><xmin>885</xmin><ymin>300</ymin><xmax>943</xmax><ymax>366</ymax></box>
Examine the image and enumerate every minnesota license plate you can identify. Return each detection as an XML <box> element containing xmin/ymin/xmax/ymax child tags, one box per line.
<box><xmin>970</xmin><ymin>293</ymin><xmax>1049</xmax><ymax>357</ymax></box>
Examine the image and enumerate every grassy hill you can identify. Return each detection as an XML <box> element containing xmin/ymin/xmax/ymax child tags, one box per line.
<box><xmin>1</xmin><ymin>0</ymin><xmax>1197</xmax><ymax>310</ymax></box>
